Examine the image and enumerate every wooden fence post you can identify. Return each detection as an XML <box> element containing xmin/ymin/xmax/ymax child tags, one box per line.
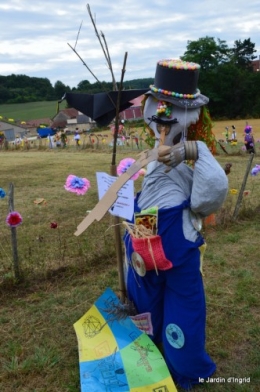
<box><xmin>8</xmin><ymin>183</ymin><xmax>22</xmax><ymax>281</ymax></box>
<box><xmin>232</xmin><ymin>153</ymin><xmax>254</xmax><ymax>220</ymax></box>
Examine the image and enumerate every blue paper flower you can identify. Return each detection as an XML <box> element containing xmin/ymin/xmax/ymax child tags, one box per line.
<box><xmin>251</xmin><ymin>165</ymin><xmax>260</xmax><ymax>176</ymax></box>
<box><xmin>64</xmin><ymin>174</ymin><xmax>90</xmax><ymax>195</ymax></box>
<box><xmin>0</xmin><ymin>188</ymin><xmax>6</xmax><ymax>198</ymax></box>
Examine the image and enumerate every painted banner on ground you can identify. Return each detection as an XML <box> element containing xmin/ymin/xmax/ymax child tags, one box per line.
<box><xmin>74</xmin><ymin>288</ymin><xmax>177</xmax><ymax>391</ymax></box>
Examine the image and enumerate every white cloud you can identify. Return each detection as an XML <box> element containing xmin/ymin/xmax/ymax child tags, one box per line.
<box><xmin>1</xmin><ymin>0</ymin><xmax>259</xmax><ymax>87</ymax></box>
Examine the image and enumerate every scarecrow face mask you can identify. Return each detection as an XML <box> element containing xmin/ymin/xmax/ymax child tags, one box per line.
<box><xmin>144</xmin><ymin>95</ymin><xmax>201</xmax><ymax>146</ymax></box>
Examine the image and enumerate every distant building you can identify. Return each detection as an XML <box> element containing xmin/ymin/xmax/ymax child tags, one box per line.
<box><xmin>51</xmin><ymin>108</ymin><xmax>94</xmax><ymax>130</ymax></box>
<box><xmin>26</xmin><ymin>118</ymin><xmax>52</xmax><ymax>128</ymax></box>
<box><xmin>0</xmin><ymin>121</ymin><xmax>28</xmax><ymax>141</ymax></box>
<box><xmin>120</xmin><ymin>95</ymin><xmax>144</xmax><ymax>121</ymax></box>
<box><xmin>251</xmin><ymin>58</ymin><xmax>260</xmax><ymax>72</ymax></box>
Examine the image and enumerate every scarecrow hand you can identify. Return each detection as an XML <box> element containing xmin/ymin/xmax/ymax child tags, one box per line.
<box><xmin>158</xmin><ymin>141</ymin><xmax>198</xmax><ymax>168</ymax></box>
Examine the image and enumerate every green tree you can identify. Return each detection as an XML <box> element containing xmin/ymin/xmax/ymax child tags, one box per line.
<box><xmin>230</xmin><ymin>38</ymin><xmax>257</xmax><ymax>70</ymax></box>
<box><xmin>77</xmin><ymin>80</ymin><xmax>91</xmax><ymax>91</ymax></box>
<box><xmin>181</xmin><ymin>36</ymin><xmax>230</xmax><ymax>71</ymax></box>
<box><xmin>54</xmin><ymin>80</ymin><xmax>71</xmax><ymax>99</ymax></box>
<box><xmin>0</xmin><ymin>86</ymin><xmax>11</xmax><ymax>104</ymax></box>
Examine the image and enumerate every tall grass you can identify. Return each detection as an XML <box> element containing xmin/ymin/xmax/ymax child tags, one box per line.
<box><xmin>0</xmin><ymin>147</ymin><xmax>259</xmax><ymax>391</ymax></box>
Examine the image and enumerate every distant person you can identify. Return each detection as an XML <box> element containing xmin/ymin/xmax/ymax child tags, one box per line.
<box><xmin>231</xmin><ymin>125</ymin><xmax>237</xmax><ymax>140</ymax></box>
<box><xmin>225</xmin><ymin>126</ymin><xmax>229</xmax><ymax>143</ymax></box>
<box><xmin>60</xmin><ymin>130</ymin><xmax>67</xmax><ymax>148</ymax></box>
<box><xmin>47</xmin><ymin>135</ymin><xmax>56</xmax><ymax>148</ymax></box>
<box><xmin>74</xmin><ymin>129</ymin><xmax>81</xmax><ymax>146</ymax></box>
<box><xmin>15</xmin><ymin>135</ymin><xmax>22</xmax><ymax>146</ymax></box>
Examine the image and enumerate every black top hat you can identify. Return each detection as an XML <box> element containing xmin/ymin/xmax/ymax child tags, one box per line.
<box><xmin>147</xmin><ymin>59</ymin><xmax>209</xmax><ymax>109</ymax></box>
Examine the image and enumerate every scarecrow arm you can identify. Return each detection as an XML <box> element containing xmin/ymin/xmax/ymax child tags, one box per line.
<box><xmin>190</xmin><ymin>141</ymin><xmax>229</xmax><ymax>216</ymax></box>
<box><xmin>74</xmin><ymin>148</ymin><xmax>159</xmax><ymax>236</ymax></box>
<box><xmin>157</xmin><ymin>141</ymin><xmax>198</xmax><ymax>168</ymax></box>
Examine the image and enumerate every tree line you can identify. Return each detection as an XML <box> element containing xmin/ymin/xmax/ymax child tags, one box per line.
<box><xmin>181</xmin><ymin>37</ymin><xmax>260</xmax><ymax>119</ymax></box>
<box><xmin>0</xmin><ymin>74</ymin><xmax>152</xmax><ymax>105</ymax></box>
<box><xmin>0</xmin><ymin>37</ymin><xmax>259</xmax><ymax>119</ymax></box>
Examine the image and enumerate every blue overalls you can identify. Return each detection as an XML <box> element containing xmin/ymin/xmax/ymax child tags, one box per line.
<box><xmin>124</xmin><ymin>194</ymin><xmax>216</xmax><ymax>390</ymax></box>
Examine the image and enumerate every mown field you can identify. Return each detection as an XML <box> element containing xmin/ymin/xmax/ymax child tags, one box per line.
<box><xmin>0</xmin><ymin>113</ymin><xmax>260</xmax><ymax>391</ymax></box>
<box><xmin>0</xmin><ymin>101</ymin><xmax>67</xmax><ymax>122</ymax></box>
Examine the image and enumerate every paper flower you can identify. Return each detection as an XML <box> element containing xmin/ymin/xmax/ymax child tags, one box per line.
<box><xmin>0</xmin><ymin>188</ymin><xmax>6</xmax><ymax>198</ymax></box>
<box><xmin>50</xmin><ymin>222</ymin><xmax>58</xmax><ymax>229</ymax></box>
<box><xmin>230</xmin><ymin>189</ymin><xmax>238</xmax><ymax>195</ymax></box>
<box><xmin>251</xmin><ymin>165</ymin><xmax>260</xmax><ymax>176</ymax></box>
<box><xmin>243</xmin><ymin>190</ymin><xmax>251</xmax><ymax>196</ymax></box>
<box><xmin>64</xmin><ymin>175</ymin><xmax>90</xmax><ymax>195</ymax></box>
<box><xmin>6</xmin><ymin>211</ymin><xmax>23</xmax><ymax>227</ymax></box>
<box><xmin>117</xmin><ymin>158</ymin><xmax>140</xmax><ymax>180</ymax></box>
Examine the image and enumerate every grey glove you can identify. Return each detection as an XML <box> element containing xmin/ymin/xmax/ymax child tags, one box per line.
<box><xmin>158</xmin><ymin>141</ymin><xmax>198</xmax><ymax>168</ymax></box>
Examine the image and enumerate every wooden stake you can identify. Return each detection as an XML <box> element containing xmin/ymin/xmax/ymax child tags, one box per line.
<box><xmin>232</xmin><ymin>153</ymin><xmax>254</xmax><ymax>220</ymax></box>
<box><xmin>8</xmin><ymin>183</ymin><xmax>21</xmax><ymax>281</ymax></box>
<box><xmin>110</xmin><ymin>52</ymin><xmax>128</xmax><ymax>302</ymax></box>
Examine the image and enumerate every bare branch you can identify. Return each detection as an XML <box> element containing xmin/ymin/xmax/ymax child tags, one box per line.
<box><xmin>100</xmin><ymin>30</ymin><xmax>118</xmax><ymax>90</ymax></box>
<box><xmin>87</xmin><ymin>3</ymin><xmax>117</xmax><ymax>90</ymax></box>
<box><xmin>112</xmin><ymin>52</ymin><xmax>128</xmax><ymax>166</ymax></box>
<box><xmin>67</xmin><ymin>44</ymin><xmax>117</xmax><ymax>108</ymax></box>
<box><xmin>87</xmin><ymin>4</ymin><xmax>108</xmax><ymax>61</ymax></box>
<box><xmin>74</xmin><ymin>20</ymin><xmax>83</xmax><ymax>50</ymax></box>
<box><xmin>67</xmin><ymin>42</ymin><xmax>101</xmax><ymax>84</ymax></box>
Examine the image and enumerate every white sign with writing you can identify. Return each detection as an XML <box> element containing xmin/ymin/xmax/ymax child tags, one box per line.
<box><xmin>96</xmin><ymin>172</ymin><xmax>134</xmax><ymax>220</ymax></box>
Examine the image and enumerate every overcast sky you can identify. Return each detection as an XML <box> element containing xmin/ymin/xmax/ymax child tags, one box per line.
<box><xmin>1</xmin><ymin>0</ymin><xmax>260</xmax><ymax>89</ymax></box>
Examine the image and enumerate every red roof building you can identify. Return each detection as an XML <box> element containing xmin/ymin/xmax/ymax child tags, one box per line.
<box><xmin>120</xmin><ymin>94</ymin><xmax>144</xmax><ymax>121</ymax></box>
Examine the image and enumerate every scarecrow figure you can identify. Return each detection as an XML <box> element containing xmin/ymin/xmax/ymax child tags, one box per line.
<box><xmin>123</xmin><ymin>59</ymin><xmax>228</xmax><ymax>390</ymax></box>
<box><xmin>64</xmin><ymin>58</ymin><xmax>228</xmax><ymax>390</ymax></box>
<box><xmin>244</xmin><ymin>124</ymin><xmax>255</xmax><ymax>154</ymax></box>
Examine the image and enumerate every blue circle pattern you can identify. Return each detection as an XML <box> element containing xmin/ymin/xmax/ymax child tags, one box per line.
<box><xmin>165</xmin><ymin>323</ymin><xmax>185</xmax><ymax>349</ymax></box>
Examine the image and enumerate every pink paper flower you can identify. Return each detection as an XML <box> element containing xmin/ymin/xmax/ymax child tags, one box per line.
<box><xmin>6</xmin><ymin>211</ymin><xmax>23</xmax><ymax>227</ymax></box>
<box><xmin>64</xmin><ymin>175</ymin><xmax>90</xmax><ymax>195</ymax></box>
<box><xmin>117</xmin><ymin>158</ymin><xmax>140</xmax><ymax>180</ymax></box>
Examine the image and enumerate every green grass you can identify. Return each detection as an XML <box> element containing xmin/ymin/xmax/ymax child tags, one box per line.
<box><xmin>0</xmin><ymin>149</ymin><xmax>260</xmax><ymax>391</ymax></box>
<box><xmin>0</xmin><ymin>101</ymin><xmax>67</xmax><ymax>121</ymax></box>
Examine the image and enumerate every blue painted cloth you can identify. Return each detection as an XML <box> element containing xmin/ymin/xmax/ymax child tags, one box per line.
<box><xmin>124</xmin><ymin>195</ymin><xmax>216</xmax><ymax>389</ymax></box>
